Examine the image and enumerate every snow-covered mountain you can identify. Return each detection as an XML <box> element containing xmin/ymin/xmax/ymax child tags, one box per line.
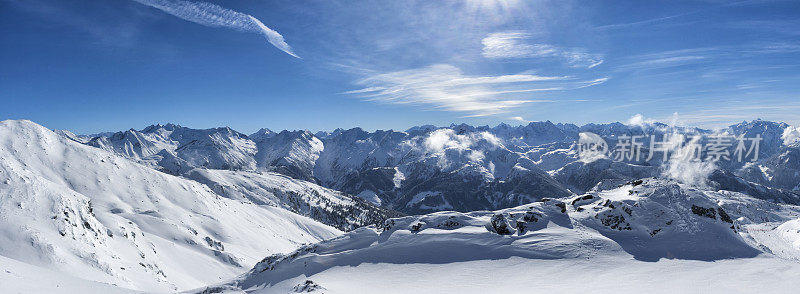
<box><xmin>5</xmin><ymin>118</ymin><xmax>800</xmax><ymax>293</ymax></box>
<box><xmin>82</xmin><ymin>124</ymin><xmax>397</xmax><ymax>230</ymax></box>
<box><xmin>250</xmin><ymin>129</ymin><xmax>323</xmax><ymax>182</ymax></box>
<box><xmin>207</xmin><ymin>179</ymin><xmax>800</xmax><ymax>293</ymax></box>
<box><xmin>84</xmin><ymin>123</ymin><xmax>576</xmax><ymax>214</ymax></box>
<box><xmin>82</xmin><ymin>119</ymin><xmax>800</xmax><ymax>215</ymax></box>
<box><xmin>0</xmin><ymin>120</ymin><xmax>344</xmax><ymax>292</ymax></box>
<box><xmin>0</xmin><ymin>255</ymin><xmax>136</xmax><ymax>293</ymax></box>
<box><xmin>88</xmin><ymin>123</ymin><xmax>258</xmax><ymax>171</ymax></box>
<box><xmin>183</xmin><ymin>169</ymin><xmax>401</xmax><ymax>231</ymax></box>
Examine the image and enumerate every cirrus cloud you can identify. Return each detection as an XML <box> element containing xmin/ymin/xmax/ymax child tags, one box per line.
<box><xmin>132</xmin><ymin>0</ymin><xmax>298</xmax><ymax>58</ymax></box>
<box><xmin>344</xmin><ymin>64</ymin><xmax>607</xmax><ymax>117</ymax></box>
<box><xmin>481</xmin><ymin>31</ymin><xmax>604</xmax><ymax>68</ymax></box>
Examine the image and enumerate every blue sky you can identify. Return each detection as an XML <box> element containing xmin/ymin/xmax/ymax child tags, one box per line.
<box><xmin>1</xmin><ymin>0</ymin><xmax>799</xmax><ymax>134</ymax></box>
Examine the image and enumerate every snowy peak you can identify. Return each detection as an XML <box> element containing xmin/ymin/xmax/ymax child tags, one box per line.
<box><xmin>254</xmin><ymin>129</ymin><xmax>323</xmax><ymax>181</ymax></box>
<box><xmin>727</xmin><ymin>119</ymin><xmax>788</xmax><ymax>159</ymax></box>
<box><xmin>141</xmin><ymin>123</ymin><xmax>182</xmax><ymax>133</ymax></box>
<box><xmin>172</xmin><ymin>127</ymin><xmax>257</xmax><ymax>170</ymax></box>
<box><xmin>88</xmin><ymin>127</ymin><xmax>173</xmax><ymax>159</ymax></box>
<box><xmin>249</xmin><ymin>128</ymin><xmax>276</xmax><ymax>141</ymax></box>
<box><xmin>87</xmin><ymin>124</ymin><xmax>257</xmax><ymax>171</ymax></box>
<box><xmin>405</xmin><ymin>124</ymin><xmax>438</xmax><ymax>135</ymax></box>
<box><xmin>75</xmin><ymin>119</ymin><xmax>800</xmax><ymax>214</ymax></box>
<box><xmin>0</xmin><ymin>119</ymin><xmax>341</xmax><ymax>292</ymax></box>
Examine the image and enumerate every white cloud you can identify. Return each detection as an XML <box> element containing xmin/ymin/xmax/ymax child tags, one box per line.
<box><xmin>593</xmin><ymin>1</ymin><xmax>755</xmax><ymax>31</ymax></box>
<box><xmin>662</xmin><ymin>134</ymin><xmax>716</xmax><ymax>187</ymax></box>
<box><xmin>347</xmin><ymin>64</ymin><xmax>560</xmax><ymax>117</ymax></box>
<box><xmin>467</xmin><ymin>150</ymin><xmax>486</xmax><ymax>163</ymax></box>
<box><xmin>481</xmin><ymin>32</ymin><xmax>603</xmax><ymax>68</ymax></box>
<box><xmin>425</xmin><ymin>129</ymin><xmax>470</xmax><ymax>152</ymax></box>
<box><xmin>422</xmin><ymin>129</ymin><xmax>502</xmax><ymax>168</ymax></box>
<box><xmin>626</xmin><ymin>114</ymin><xmax>659</xmax><ymax>127</ymax></box>
<box><xmin>424</xmin><ymin>129</ymin><xmax>503</xmax><ymax>153</ymax></box>
<box><xmin>783</xmin><ymin>126</ymin><xmax>800</xmax><ymax>146</ymax></box>
<box><xmin>594</xmin><ymin>10</ymin><xmax>700</xmax><ymax>31</ymax></box>
<box><xmin>346</xmin><ymin>64</ymin><xmax>606</xmax><ymax>117</ymax></box>
<box><xmin>619</xmin><ymin>55</ymin><xmax>708</xmax><ymax>71</ymax></box>
<box><xmin>577</xmin><ymin>77</ymin><xmax>609</xmax><ymax>88</ymax></box>
<box><xmin>627</xmin><ymin>114</ymin><xmax>645</xmax><ymax>126</ymax></box>
<box><xmin>132</xmin><ymin>0</ymin><xmax>298</xmax><ymax>57</ymax></box>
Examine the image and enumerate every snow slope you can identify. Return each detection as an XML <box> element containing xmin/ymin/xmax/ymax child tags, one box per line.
<box><xmin>0</xmin><ymin>120</ymin><xmax>341</xmax><ymax>292</ymax></box>
<box><xmin>183</xmin><ymin>168</ymin><xmax>401</xmax><ymax>231</ymax></box>
<box><xmin>227</xmin><ymin>256</ymin><xmax>800</xmax><ymax>294</ymax></box>
<box><xmin>210</xmin><ymin>179</ymin><xmax>800</xmax><ymax>293</ymax></box>
<box><xmin>0</xmin><ymin>255</ymin><xmax>137</xmax><ymax>294</ymax></box>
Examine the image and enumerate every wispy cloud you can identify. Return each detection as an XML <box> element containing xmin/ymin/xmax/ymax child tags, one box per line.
<box><xmin>618</xmin><ymin>43</ymin><xmax>800</xmax><ymax>73</ymax></box>
<box><xmin>481</xmin><ymin>32</ymin><xmax>603</xmax><ymax>68</ymax></box>
<box><xmin>593</xmin><ymin>0</ymin><xmax>756</xmax><ymax>31</ymax></box>
<box><xmin>131</xmin><ymin>0</ymin><xmax>298</xmax><ymax>57</ymax></box>
<box><xmin>619</xmin><ymin>55</ymin><xmax>709</xmax><ymax>71</ymax></box>
<box><xmin>344</xmin><ymin>64</ymin><xmax>606</xmax><ymax>117</ymax></box>
<box><xmin>577</xmin><ymin>77</ymin><xmax>609</xmax><ymax>88</ymax></box>
<box><xmin>613</xmin><ymin>47</ymin><xmax>729</xmax><ymax>73</ymax></box>
<box><xmin>726</xmin><ymin>20</ymin><xmax>800</xmax><ymax>36</ymax></box>
<box><xmin>594</xmin><ymin>11</ymin><xmax>701</xmax><ymax>31</ymax></box>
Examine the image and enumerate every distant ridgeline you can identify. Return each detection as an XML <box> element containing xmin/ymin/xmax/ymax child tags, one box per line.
<box><xmin>71</xmin><ymin>119</ymin><xmax>800</xmax><ymax>214</ymax></box>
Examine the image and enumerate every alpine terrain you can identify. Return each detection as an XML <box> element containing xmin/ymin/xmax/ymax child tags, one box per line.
<box><xmin>1</xmin><ymin>118</ymin><xmax>800</xmax><ymax>293</ymax></box>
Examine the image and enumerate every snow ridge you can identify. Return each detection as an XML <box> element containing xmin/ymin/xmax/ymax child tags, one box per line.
<box><xmin>0</xmin><ymin>120</ymin><xmax>341</xmax><ymax>292</ymax></box>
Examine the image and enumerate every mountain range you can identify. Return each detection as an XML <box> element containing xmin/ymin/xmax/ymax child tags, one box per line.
<box><xmin>3</xmin><ymin>118</ymin><xmax>800</xmax><ymax>293</ymax></box>
<box><xmin>76</xmin><ymin>119</ymin><xmax>800</xmax><ymax>215</ymax></box>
